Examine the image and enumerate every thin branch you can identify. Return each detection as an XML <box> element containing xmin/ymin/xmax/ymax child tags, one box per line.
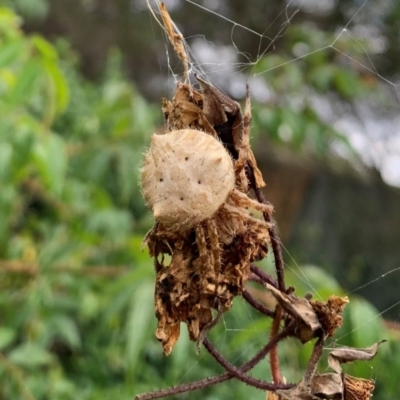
<box><xmin>255</xmin><ymin>190</ymin><xmax>285</xmax><ymax>292</ymax></box>
<box><xmin>134</xmin><ymin>324</ymin><xmax>295</xmax><ymax>400</ymax></box>
<box><xmin>203</xmin><ymin>339</ymin><xmax>292</xmax><ymax>391</ymax></box>
<box><xmin>269</xmin><ymin>306</ymin><xmax>283</xmax><ymax>384</ymax></box>
<box><xmin>242</xmin><ymin>290</ymin><xmax>275</xmax><ymax>317</ymax></box>
<box><xmin>304</xmin><ymin>336</ymin><xmax>325</xmax><ymax>385</ymax></box>
<box><xmin>250</xmin><ymin>264</ymin><xmax>279</xmax><ymax>288</ymax></box>
<box><xmin>246</xmin><ymin>165</ymin><xmax>286</xmax><ymax>292</ymax></box>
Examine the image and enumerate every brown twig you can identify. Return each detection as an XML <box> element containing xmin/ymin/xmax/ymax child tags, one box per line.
<box><xmin>135</xmin><ymin>324</ymin><xmax>295</xmax><ymax>400</ymax></box>
<box><xmin>203</xmin><ymin>338</ymin><xmax>292</xmax><ymax>391</ymax></box>
<box><xmin>242</xmin><ymin>290</ymin><xmax>275</xmax><ymax>317</ymax></box>
<box><xmin>304</xmin><ymin>336</ymin><xmax>325</xmax><ymax>385</ymax></box>
<box><xmin>269</xmin><ymin>306</ymin><xmax>283</xmax><ymax>384</ymax></box>
<box><xmin>250</xmin><ymin>264</ymin><xmax>279</xmax><ymax>288</ymax></box>
<box><xmin>246</xmin><ymin>165</ymin><xmax>286</xmax><ymax>293</ymax></box>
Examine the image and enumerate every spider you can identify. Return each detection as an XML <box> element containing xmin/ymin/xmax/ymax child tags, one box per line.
<box><xmin>141</xmin><ymin>76</ymin><xmax>274</xmax><ymax>355</ymax></box>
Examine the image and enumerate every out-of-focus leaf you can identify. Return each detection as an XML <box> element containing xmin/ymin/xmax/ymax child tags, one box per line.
<box><xmin>9</xmin><ymin>343</ymin><xmax>54</xmax><ymax>368</ymax></box>
<box><xmin>32</xmin><ymin>134</ymin><xmax>67</xmax><ymax>196</ymax></box>
<box><xmin>0</xmin><ymin>142</ymin><xmax>12</xmax><ymax>181</ymax></box>
<box><xmin>48</xmin><ymin>315</ymin><xmax>81</xmax><ymax>349</ymax></box>
<box><xmin>32</xmin><ymin>34</ymin><xmax>57</xmax><ymax>60</ymax></box>
<box><xmin>309</xmin><ymin>65</ymin><xmax>336</xmax><ymax>92</ymax></box>
<box><xmin>126</xmin><ymin>280</ymin><xmax>154</xmax><ymax>374</ymax></box>
<box><xmin>7</xmin><ymin>59</ymin><xmax>42</xmax><ymax>107</ymax></box>
<box><xmin>43</xmin><ymin>59</ymin><xmax>70</xmax><ymax>118</ymax></box>
<box><xmin>333</xmin><ymin>69</ymin><xmax>361</xmax><ymax>100</ymax></box>
<box><xmin>347</xmin><ymin>298</ymin><xmax>385</xmax><ymax>347</ymax></box>
<box><xmin>0</xmin><ymin>39</ymin><xmax>26</xmax><ymax>68</ymax></box>
<box><xmin>0</xmin><ymin>327</ymin><xmax>16</xmax><ymax>350</ymax></box>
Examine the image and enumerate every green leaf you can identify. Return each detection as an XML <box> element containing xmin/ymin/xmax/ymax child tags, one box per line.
<box><xmin>0</xmin><ymin>39</ymin><xmax>26</xmax><ymax>68</ymax></box>
<box><xmin>9</xmin><ymin>343</ymin><xmax>54</xmax><ymax>368</ymax></box>
<box><xmin>32</xmin><ymin>35</ymin><xmax>57</xmax><ymax>60</ymax></box>
<box><xmin>125</xmin><ymin>280</ymin><xmax>154</xmax><ymax>374</ymax></box>
<box><xmin>7</xmin><ymin>59</ymin><xmax>42</xmax><ymax>107</ymax></box>
<box><xmin>0</xmin><ymin>327</ymin><xmax>16</xmax><ymax>350</ymax></box>
<box><xmin>333</xmin><ymin>69</ymin><xmax>360</xmax><ymax>100</ymax></box>
<box><xmin>48</xmin><ymin>315</ymin><xmax>81</xmax><ymax>349</ymax></box>
<box><xmin>43</xmin><ymin>59</ymin><xmax>70</xmax><ymax>118</ymax></box>
<box><xmin>32</xmin><ymin>134</ymin><xmax>67</xmax><ymax>196</ymax></box>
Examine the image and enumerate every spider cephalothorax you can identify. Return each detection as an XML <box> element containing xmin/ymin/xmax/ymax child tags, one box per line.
<box><xmin>141</xmin><ymin>77</ymin><xmax>273</xmax><ymax>355</ymax></box>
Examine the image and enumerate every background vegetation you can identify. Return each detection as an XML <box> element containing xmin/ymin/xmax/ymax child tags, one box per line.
<box><xmin>0</xmin><ymin>1</ymin><xmax>399</xmax><ymax>399</ymax></box>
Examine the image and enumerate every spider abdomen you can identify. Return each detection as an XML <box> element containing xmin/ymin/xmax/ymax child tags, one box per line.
<box><xmin>141</xmin><ymin>129</ymin><xmax>235</xmax><ymax>228</ymax></box>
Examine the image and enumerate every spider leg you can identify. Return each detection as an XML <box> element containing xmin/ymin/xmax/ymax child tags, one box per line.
<box><xmin>235</xmin><ymin>86</ymin><xmax>251</xmax><ymax>171</ymax></box>
<box><xmin>195</xmin><ymin>224</ymin><xmax>212</xmax><ymax>275</ymax></box>
<box><xmin>222</xmin><ymin>203</ymin><xmax>273</xmax><ymax>230</ymax></box>
<box><xmin>230</xmin><ymin>188</ymin><xmax>274</xmax><ymax>215</ymax></box>
<box><xmin>206</xmin><ymin>218</ymin><xmax>221</xmax><ymax>283</ymax></box>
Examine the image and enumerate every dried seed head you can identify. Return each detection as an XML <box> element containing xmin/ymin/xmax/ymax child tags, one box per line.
<box><xmin>141</xmin><ymin>129</ymin><xmax>234</xmax><ymax>228</ymax></box>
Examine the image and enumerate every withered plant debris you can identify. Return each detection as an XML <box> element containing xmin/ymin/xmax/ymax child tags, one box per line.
<box><xmin>136</xmin><ymin>3</ymin><xmax>385</xmax><ymax>400</ymax></box>
<box><xmin>327</xmin><ymin>340</ymin><xmax>386</xmax><ymax>374</ymax></box>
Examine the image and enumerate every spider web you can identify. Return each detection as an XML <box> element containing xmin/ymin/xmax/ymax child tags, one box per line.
<box><xmin>145</xmin><ymin>0</ymin><xmax>400</xmax><ymax>396</ymax></box>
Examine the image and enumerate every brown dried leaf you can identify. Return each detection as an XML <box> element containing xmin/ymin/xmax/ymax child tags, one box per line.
<box><xmin>265</xmin><ymin>283</ymin><xmax>321</xmax><ymax>342</ymax></box>
<box><xmin>343</xmin><ymin>374</ymin><xmax>375</xmax><ymax>400</ymax></box>
<box><xmin>162</xmin><ymin>84</ymin><xmax>217</xmax><ymax>135</ymax></box>
<box><xmin>311</xmin><ymin>373</ymin><xmax>343</xmax><ymax>399</ymax></box>
<box><xmin>328</xmin><ymin>340</ymin><xmax>386</xmax><ymax>374</ymax></box>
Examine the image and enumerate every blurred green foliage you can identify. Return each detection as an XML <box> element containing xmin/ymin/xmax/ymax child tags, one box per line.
<box><xmin>0</xmin><ymin>6</ymin><xmax>399</xmax><ymax>400</ymax></box>
<box><xmin>251</xmin><ymin>23</ymin><xmax>379</xmax><ymax>159</ymax></box>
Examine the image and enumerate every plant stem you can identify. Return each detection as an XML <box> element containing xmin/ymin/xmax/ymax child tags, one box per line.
<box><xmin>242</xmin><ymin>289</ymin><xmax>275</xmax><ymax>317</ymax></box>
<box><xmin>269</xmin><ymin>306</ymin><xmax>283</xmax><ymax>384</ymax></box>
<box><xmin>134</xmin><ymin>324</ymin><xmax>295</xmax><ymax>400</ymax></box>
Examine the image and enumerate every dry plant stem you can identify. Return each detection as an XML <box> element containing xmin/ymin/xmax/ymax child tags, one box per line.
<box><xmin>135</xmin><ymin>325</ymin><xmax>295</xmax><ymax>400</ymax></box>
<box><xmin>254</xmin><ymin>185</ymin><xmax>285</xmax><ymax>293</ymax></box>
<box><xmin>304</xmin><ymin>336</ymin><xmax>325</xmax><ymax>385</ymax></box>
<box><xmin>203</xmin><ymin>339</ymin><xmax>292</xmax><ymax>391</ymax></box>
<box><xmin>269</xmin><ymin>306</ymin><xmax>283</xmax><ymax>384</ymax></box>
<box><xmin>242</xmin><ymin>290</ymin><xmax>275</xmax><ymax>317</ymax></box>
<box><xmin>246</xmin><ymin>165</ymin><xmax>285</xmax><ymax>292</ymax></box>
<box><xmin>196</xmin><ymin>305</ymin><xmax>223</xmax><ymax>353</ymax></box>
<box><xmin>250</xmin><ymin>264</ymin><xmax>279</xmax><ymax>288</ymax></box>
<box><xmin>158</xmin><ymin>2</ymin><xmax>189</xmax><ymax>81</ymax></box>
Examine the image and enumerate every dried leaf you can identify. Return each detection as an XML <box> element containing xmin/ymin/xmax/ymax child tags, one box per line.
<box><xmin>328</xmin><ymin>340</ymin><xmax>386</xmax><ymax>374</ymax></box>
<box><xmin>311</xmin><ymin>373</ymin><xmax>343</xmax><ymax>399</ymax></box>
<box><xmin>265</xmin><ymin>283</ymin><xmax>321</xmax><ymax>342</ymax></box>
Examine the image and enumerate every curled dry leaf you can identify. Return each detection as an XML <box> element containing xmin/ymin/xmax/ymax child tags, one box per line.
<box><xmin>265</xmin><ymin>283</ymin><xmax>321</xmax><ymax>343</ymax></box>
<box><xmin>328</xmin><ymin>340</ymin><xmax>386</xmax><ymax>374</ymax></box>
<box><xmin>311</xmin><ymin>373</ymin><xmax>343</xmax><ymax>399</ymax></box>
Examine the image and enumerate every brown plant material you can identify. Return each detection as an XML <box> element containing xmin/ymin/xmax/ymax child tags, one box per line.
<box><xmin>142</xmin><ymin>75</ymin><xmax>273</xmax><ymax>355</ymax></box>
<box><xmin>311</xmin><ymin>295</ymin><xmax>349</xmax><ymax>337</ymax></box>
<box><xmin>159</xmin><ymin>3</ymin><xmax>189</xmax><ymax>81</ymax></box>
<box><xmin>328</xmin><ymin>340</ymin><xmax>386</xmax><ymax>374</ymax></box>
<box><xmin>266</xmin><ymin>283</ymin><xmax>321</xmax><ymax>343</ymax></box>
<box><xmin>343</xmin><ymin>374</ymin><xmax>375</xmax><ymax>400</ymax></box>
<box><xmin>136</xmin><ymin>2</ymin><xmax>386</xmax><ymax>399</ymax></box>
<box><xmin>311</xmin><ymin>373</ymin><xmax>343</xmax><ymax>399</ymax></box>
